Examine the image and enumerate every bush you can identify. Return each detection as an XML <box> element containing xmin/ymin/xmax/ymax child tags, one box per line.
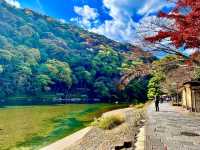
<box><xmin>134</xmin><ymin>103</ymin><xmax>145</xmax><ymax>109</ymax></box>
<box><xmin>91</xmin><ymin>114</ymin><xmax>125</xmax><ymax>130</ymax></box>
<box><xmin>194</xmin><ymin>68</ymin><xmax>200</xmax><ymax>80</ymax></box>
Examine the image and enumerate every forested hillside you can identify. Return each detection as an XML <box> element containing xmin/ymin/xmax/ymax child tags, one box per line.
<box><xmin>0</xmin><ymin>0</ymin><xmax>154</xmax><ymax>104</ymax></box>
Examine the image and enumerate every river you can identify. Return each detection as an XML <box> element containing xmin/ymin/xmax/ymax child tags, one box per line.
<box><xmin>0</xmin><ymin>103</ymin><xmax>127</xmax><ymax>150</ymax></box>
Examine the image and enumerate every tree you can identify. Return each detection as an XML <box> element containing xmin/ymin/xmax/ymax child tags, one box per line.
<box><xmin>94</xmin><ymin>81</ymin><xmax>109</xmax><ymax>98</ymax></box>
<box><xmin>15</xmin><ymin>46</ymin><xmax>41</xmax><ymax>66</ymax></box>
<box><xmin>39</xmin><ymin>59</ymin><xmax>72</xmax><ymax>86</ymax></box>
<box><xmin>147</xmin><ymin>76</ymin><xmax>163</xmax><ymax>100</ymax></box>
<box><xmin>123</xmin><ymin>78</ymin><xmax>149</xmax><ymax>103</ymax></box>
<box><xmin>146</xmin><ymin>56</ymin><xmax>179</xmax><ymax>100</ymax></box>
<box><xmin>0</xmin><ymin>49</ymin><xmax>13</xmax><ymax>64</ymax></box>
<box><xmin>13</xmin><ymin>63</ymin><xmax>33</xmax><ymax>94</ymax></box>
<box><xmin>92</xmin><ymin>46</ymin><xmax>122</xmax><ymax>76</ymax></box>
<box><xmin>146</xmin><ymin>54</ymin><xmax>196</xmax><ymax>97</ymax></box>
<box><xmin>0</xmin><ymin>65</ymin><xmax>3</xmax><ymax>73</ymax></box>
<box><xmin>34</xmin><ymin>74</ymin><xmax>53</xmax><ymax>92</ymax></box>
<box><xmin>136</xmin><ymin>16</ymin><xmax>179</xmax><ymax>55</ymax></box>
<box><xmin>149</xmin><ymin>55</ymin><xmax>179</xmax><ymax>95</ymax></box>
<box><xmin>145</xmin><ymin>0</ymin><xmax>200</xmax><ymax>59</ymax></box>
<box><xmin>74</xmin><ymin>66</ymin><xmax>92</xmax><ymax>88</ymax></box>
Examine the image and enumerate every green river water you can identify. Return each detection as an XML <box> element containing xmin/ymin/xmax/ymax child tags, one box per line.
<box><xmin>0</xmin><ymin>104</ymin><xmax>127</xmax><ymax>150</ymax></box>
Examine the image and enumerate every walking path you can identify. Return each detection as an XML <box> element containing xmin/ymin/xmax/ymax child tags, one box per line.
<box><xmin>145</xmin><ymin>102</ymin><xmax>200</xmax><ymax>150</ymax></box>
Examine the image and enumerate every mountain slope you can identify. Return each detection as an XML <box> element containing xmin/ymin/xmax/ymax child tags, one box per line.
<box><xmin>0</xmin><ymin>0</ymin><xmax>153</xmax><ymax>103</ymax></box>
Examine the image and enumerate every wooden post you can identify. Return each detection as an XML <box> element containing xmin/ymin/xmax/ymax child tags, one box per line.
<box><xmin>176</xmin><ymin>83</ymin><xmax>179</xmax><ymax>106</ymax></box>
<box><xmin>190</xmin><ymin>85</ymin><xmax>193</xmax><ymax>112</ymax></box>
<box><xmin>193</xmin><ymin>90</ymin><xmax>197</xmax><ymax>112</ymax></box>
<box><xmin>185</xmin><ymin>87</ymin><xmax>187</xmax><ymax>108</ymax></box>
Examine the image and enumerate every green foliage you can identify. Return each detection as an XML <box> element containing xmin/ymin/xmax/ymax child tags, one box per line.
<box><xmin>122</xmin><ymin>77</ymin><xmax>149</xmax><ymax>103</ymax></box>
<box><xmin>0</xmin><ymin>65</ymin><xmax>3</xmax><ymax>73</ymax></box>
<box><xmin>147</xmin><ymin>76</ymin><xmax>162</xmax><ymax>100</ymax></box>
<box><xmin>94</xmin><ymin>80</ymin><xmax>110</xmax><ymax>98</ymax></box>
<box><xmin>147</xmin><ymin>55</ymin><xmax>179</xmax><ymax>100</ymax></box>
<box><xmin>74</xmin><ymin>66</ymin><xmax>92</xmax><ymax>86</ymax></box>
<box><xmin>0</xmin><ymin>49</ymin><xmax>13</xmax><ymax>64</ymax></box>
<box><xmin>42</xmin><ymin>59</ymin><xmax>72</xmax><ymax>86</ymax></box>
<box><xmin>151</xmin><ymin>55</ymin><xmax>179</xmax><ymax>76</ymax></box>
<box><xmin>194</xmin><ymin>67</ymin><xmax>200</xmax><ymax>80</ymax></box>
<box><xmin>92</xmin><ymin>47</ymin><xmax>122</xmax><ymax>76</ymax></box>
<box><xmin>147</xmin><ymin>54</ymin><xmax>198</xmax><ymax>97</ymax></box>
<box><xmin>0</xmin><ymin>2</ymin><xmax>154</xmax><ymax>102</ymax></box>
<box><xmin>35</xmin><ymin>74</ymin><xmax>53</xmax><ymax>91</ymax></box>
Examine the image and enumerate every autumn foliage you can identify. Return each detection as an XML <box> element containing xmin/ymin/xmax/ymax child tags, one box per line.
<box><xmin>145</xmin><ymin>0</ymin><xmax>200</xmax><ymax>49</ymax></box>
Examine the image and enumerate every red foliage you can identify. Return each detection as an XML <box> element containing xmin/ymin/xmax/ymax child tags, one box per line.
<box><xmin>184</xmin><ymin>59</ymin><xmax>193</xmax><ymax>66</ymax></box>
<box><xmin>190</xmin><ymin>50</ymin><xmax>200</xmax><ymax>61</ymax></box>
<box><xmin>182</xmin><ymin>50</ymin><xmax>200</xmax><ymax>66</ymax></box>
<box><xmin>145</xmin><ymin>0</ymin><xmax>200</xmax><ymax>49</ymax></box>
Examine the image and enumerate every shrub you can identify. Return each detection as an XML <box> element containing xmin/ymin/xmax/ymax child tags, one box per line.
<box><xmin>134</xmin><ymin>103</ymin><xmax>145</xmax><ymax>109</ymax></box>
<box><xmin>194</xmin><ymin>68</ymin><xmax>200</xmax><ymax>80</ymax></box>
<box><xmin>91</xmin><ymin>114</ymin><xmax>125</xmax><ymax>130</ymax></box>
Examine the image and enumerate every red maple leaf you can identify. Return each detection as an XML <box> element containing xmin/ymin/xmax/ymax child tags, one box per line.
<box><xmin>145</xmin><ymin>0</ymin><xmax>200</xmax><ymax>49</ymax></box>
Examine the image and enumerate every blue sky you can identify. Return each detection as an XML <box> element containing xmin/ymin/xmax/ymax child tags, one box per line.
<box><xmin>5</xmin><ymin>0</ymin><xmax>174</xmax><ymax>44</ymax></box>
<box><xmin>17</xmin><ymin>0</ymin><xmax>110</xmax><ymax>23</ymax></box>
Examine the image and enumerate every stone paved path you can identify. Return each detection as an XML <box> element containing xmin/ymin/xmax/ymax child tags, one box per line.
<box><xmin>145</xmin><ymin>102</ymin><xmax>200</xmax><ymax>150</ymax></box>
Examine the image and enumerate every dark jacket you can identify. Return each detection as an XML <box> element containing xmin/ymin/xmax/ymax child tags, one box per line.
<box><xmin>155</xmin><ymin>96</ymin><xmax>159</xmax><ymax>106</ymax></box>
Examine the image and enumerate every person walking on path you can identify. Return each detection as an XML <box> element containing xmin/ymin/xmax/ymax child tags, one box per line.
<box><xmin>154</xmin><ymin>95</ymin><xmax>160</xmax><ymax>112</ymax></box>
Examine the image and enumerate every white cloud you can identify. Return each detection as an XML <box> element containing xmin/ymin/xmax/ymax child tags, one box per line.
<box><xmin>5</xmin><ymin>0</ymin><xmax>20</xmax><ymax>8</ymax></box>
<box><xmin>36</xmin><ymin>0</ymin><xmax>45</xmax><ymax>13</ymax></box>
<box><xmin>71</xmin><ymin>1</ymin><xmax>174</xmax><ymax>44</ymax></box>
<box><xmin>137</xmin><ymin>0</ymin><xmax>174</xmax><ymax>15</ymax></box>
<box><xmin>134</xmin><ymin>16</ymin><xmax>177</xmax><ymax>54</ymax></box>
<box><xmin>91</xmin><ymin>0</ymin><xmax>173</xmax><ymax>43</ymax></box>
<box><xmin>58</xmin><ymin>19</ymin><xmax>66</xmax><ymax>24</ymax></box>
<box><xmin>91</xmin><ymin>18</ymin><xmax>137</xmax><ymax>43</ymax></box>
<box><xmin>135</xmin><ymin>16</ymin><xmax>175</xmax><ymax>38</ymax></box>
<box><xmin>71</xmin><ymin>5</ymin><xmax>99</xmax><ymax>28</ymax></box>
<box><xmin>90</xmin><ymin>0</ymin><xmax>140</xmax><ymax>43</ymax></box>
<box><xmin>184</xmin><ymin>48</ymin><xmax>198</xmax><ymax>55</ymax></box>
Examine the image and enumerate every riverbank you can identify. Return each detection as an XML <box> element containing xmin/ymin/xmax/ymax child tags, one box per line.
<box><xmin>41</xmin><ymin>106</ymin><xmax>145</xmax><ymax>150</ymax></box>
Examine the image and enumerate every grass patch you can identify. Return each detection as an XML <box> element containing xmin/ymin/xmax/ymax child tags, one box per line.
<box><xmin>91</xmin><ymin>114</ymin><xmax>125</xmax><ymax>130</ymax></box>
